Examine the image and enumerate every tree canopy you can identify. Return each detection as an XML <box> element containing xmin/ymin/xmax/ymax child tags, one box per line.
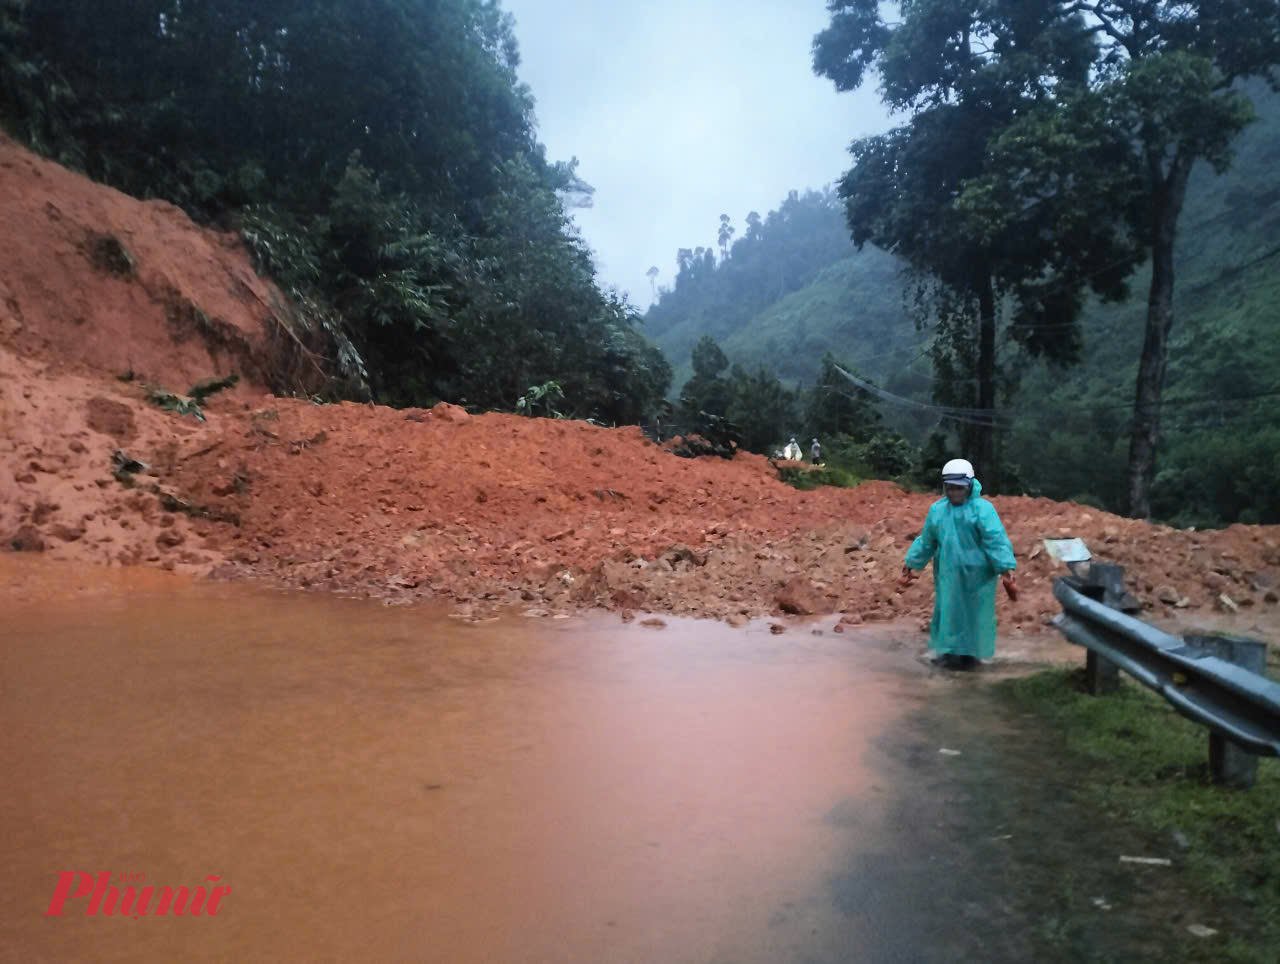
<box><xmin>0</xmin><ymin>0</ymin><xmax>671</xmax><ymax>422</ymax></box>
<box><xmin>814</xmin><ymin>0</ymin><xmax>1147</xmax><ymax>492</ymax></box>
<box><xmin>815</xmin><ymin>0</ymin><xmax>1280</xmax><ymax>512</ymax></box>
<box><xmin>1069</xmin><ymin>1</ymin><xmax>1280</xmax><ymax>517</ymax></box>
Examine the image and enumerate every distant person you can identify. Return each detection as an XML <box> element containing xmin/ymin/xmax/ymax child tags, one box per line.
<box><xmin>898</xmin><ymin>458</ymin><xmax>1017</xmax><ymax>670</ymax></box>
<box><xmin>810</xmin><ymin>438</ymin><xmax>822</xmax><ymax>464</ymax></box>
<box><xmin>783</xmin><ymin>437</ymin><xmax>802</xmax><ymax>461</ymax></box>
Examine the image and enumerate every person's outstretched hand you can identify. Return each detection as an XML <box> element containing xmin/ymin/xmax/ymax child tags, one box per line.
<box><xmin>898</xmin><ymin>567</ymin><xmax>914</xmax><ymax>589</ymax></box>
<box><xmin>1002</xmin><ymin>573</ymin><xmax>1018</xmax><ymax>602</ymax></box>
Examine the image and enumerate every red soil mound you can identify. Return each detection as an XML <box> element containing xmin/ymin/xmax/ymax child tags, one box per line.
<box><xmin>2</xmin><ymin>137</ymin><xmax>1279</xmax><ymax>657</ymax></box>
<box><xmin>0</xmin><ymin>133</ymin><xmax>280</xmax><ymax>391</ymax></box>
<box><xmin>152</xmin><ymin>398</ymin><xmax>1278</xmax><ymax>635</ymax></box>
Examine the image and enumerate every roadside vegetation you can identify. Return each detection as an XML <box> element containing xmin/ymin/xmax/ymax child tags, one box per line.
<box><xmin>1001</xmin><ymin>670</ymin><xmax>1280</xmax><ymax>963</ymax></box>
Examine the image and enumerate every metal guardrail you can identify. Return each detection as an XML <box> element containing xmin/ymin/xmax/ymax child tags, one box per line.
<box><xmin>1052</xmin><ymin>570</ymin><xmax>1280</xmax><ymax>788</ymax></box>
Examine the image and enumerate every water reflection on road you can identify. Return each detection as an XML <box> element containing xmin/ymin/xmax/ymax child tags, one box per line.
<box><xmin>2</xmin><ymin>557</ymin><xmax>929</xmax><ymax>963</ymax></box>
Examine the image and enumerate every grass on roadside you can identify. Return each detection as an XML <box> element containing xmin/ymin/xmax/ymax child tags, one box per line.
<box><xmin>999</xmin><ymin>670</ymin><xmax>1280</xmax><ymax>963</ymax></box>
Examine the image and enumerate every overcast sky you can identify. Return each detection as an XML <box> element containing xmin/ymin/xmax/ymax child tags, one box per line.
<box><xmin>500</xmin><ymin>0</ymin><xmax>893</xmax><ymax>309</ymax></box>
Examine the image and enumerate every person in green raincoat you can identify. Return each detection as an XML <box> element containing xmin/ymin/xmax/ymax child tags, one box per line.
<box><xmin>899</xmin><ymin>458</ymin><xmax>1017</xmax><ymax>670</ymax></box>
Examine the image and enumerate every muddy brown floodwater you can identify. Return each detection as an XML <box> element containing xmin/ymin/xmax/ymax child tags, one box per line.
<box><xmin>1</xmin><ymin>556</ymin><xmax>1076</xmax><ymax>964</ymax></box>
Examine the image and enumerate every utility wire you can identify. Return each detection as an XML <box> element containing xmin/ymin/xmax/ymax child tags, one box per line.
<box><xmin>834</xmin><ymin>363</ymin><xmax>1280</xmax><ymax>427</ymax></box>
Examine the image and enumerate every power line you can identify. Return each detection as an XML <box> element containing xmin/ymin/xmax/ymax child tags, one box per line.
<box><xmin>711</xmin><ymin>194</ymin><xmax>1280</xmax><ymax>434</ymax></box>
<box><xmin>835</xmin><ymin>362</ymin><xmax>1280</xmax><ymax>428</ymax></box>
<box><xmin>1185</xmin><ymin>243</ymin><xmax>1280</xmax><ymax>295</ymax></box>
<box><xmin>831</xmin><ymin>335</ymin><xmax>935</xmax><ymax>375</ymax></box>
<box><xmin>1025</xmin><ymin>387</ymin><xmax>1280</xmax><ymax>416</ymax></box>
<box><xmin>833</xmin><ymin>365</ymin><xmax>1003</xmax><ymax>421</ymax></box>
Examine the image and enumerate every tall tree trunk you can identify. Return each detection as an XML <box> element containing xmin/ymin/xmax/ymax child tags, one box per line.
<box><xmin>976</xmin><ymin>275</ymin><xmax>998</xmax><ymax>492</ymax></box>
<box><xmin>1127</xmin><ymin>153</ymin><xmax>1194</xmax><ymax>519</ymax></box>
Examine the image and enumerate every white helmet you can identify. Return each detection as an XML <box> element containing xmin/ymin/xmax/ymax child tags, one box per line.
<box><xmin>941</xmin><ymin>458</ymin><xmax>974</xmax><ymax>486</ymax></box>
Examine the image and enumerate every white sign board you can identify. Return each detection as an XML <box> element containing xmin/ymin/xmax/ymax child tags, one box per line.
<box><xmin>1043</xmin><ymin>538</ymin><xmax>1092</xmax><ymax>563</ymax></box>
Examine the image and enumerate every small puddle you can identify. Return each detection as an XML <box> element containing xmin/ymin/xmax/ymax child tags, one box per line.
<box><xmin>1</xmin><ymin>556</ymin><xmax>926</xmax><ymax>963</ymax></box>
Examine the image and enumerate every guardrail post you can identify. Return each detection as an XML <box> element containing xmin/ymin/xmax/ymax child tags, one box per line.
<box><xmin>1086</xmin><ymin>650</ymin><xmax>1121</xmax><ymax>696</ymax></box>
<box><xmin>1186</xmin><ymin>634</ymin><xmax>1267</xmax><ymax>788</ymax></box>
<box><xmin>1081</xmin><ymin>563</ymin><xmax>1127</xmax><ymax>696</ymax></box>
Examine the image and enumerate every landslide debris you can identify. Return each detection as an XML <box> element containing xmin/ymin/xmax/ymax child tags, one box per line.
<box><xmin>2</xmin><ymin>133</ymin><xmax>1279</xmax><ymax>647</ymax></box>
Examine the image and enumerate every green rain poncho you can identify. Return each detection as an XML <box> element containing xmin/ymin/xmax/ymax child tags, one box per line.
<box><xmin>904</xmin><ymin>478</ymin><xmax>1016</xmax><ymax>659</ymax></box>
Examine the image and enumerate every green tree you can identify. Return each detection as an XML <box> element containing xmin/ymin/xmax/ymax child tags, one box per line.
<box><xmin>0</xmin><ymin>0</ymin><xmax>673</xmax><ymax>423</ymax></box>
<box><xmin>814</xmin><ymin>0</ymin><xmax>1145</xmax><ymax>491</ymax></box>
<box><xmin>726</xmin><ymin>364</ymin><xmax>797</xmax><ymax>454</ymax></box>
<box><xmin>1063</xmin><ymin>4</ymin><xmax>1280</xmax><ymax>517</ymax></box>
<box><xmin>717</xmin><ymin>214</ymin><xmax>735</xmax><ymax>261</ymax></box>
<box><xmin>679</xmin><ymin>335</ymin><xmax>733</xmax><ymax>422</ymax></box>
<box><xmin>805</xmin><ymin>353</ymin><xmax>882</xmax><ymax>442</ymax></box>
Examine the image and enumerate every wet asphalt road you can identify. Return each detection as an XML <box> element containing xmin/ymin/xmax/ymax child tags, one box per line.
<box><xmin>1</xmin><ymin>561</ymin><xmax>1205</xmax><ymax>962</ymax></box>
